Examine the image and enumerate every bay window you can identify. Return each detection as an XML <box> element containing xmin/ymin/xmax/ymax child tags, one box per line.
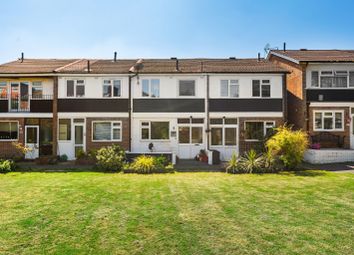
<box><xmin>0</xmin><ymin>121</ymin><xmax>18</xmax><ymax>140</ymax></box>
<box><xmin>141</xmin><ymin>121</ymin><xmax>169</xmax><ymax>140</ymax></box>
<box><xmin>92</xmin><ymin>121</ymin><xmax>122</xmax><ymax>141</ymax></box>
<box><xmin>314</xmin><ymin>111</ymin><xmax>343</xmax><ymax>131</ymax></box>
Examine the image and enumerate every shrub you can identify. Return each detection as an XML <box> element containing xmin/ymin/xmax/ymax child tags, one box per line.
<box><xmin>130</xmin><ymin>155</ymin><xmax>157</xmax><ymax>174</ymax></box>
<box><xmin>76</xmin><ymin>149</ymin><xmax>87</xmax><ymax>160</ymax></box>
<box><xmin>59</xmin><ymin>154</ymin><xmax>68</xmax><ymax>162</ymax></box>
<box><xmin>239</xmin><ymin>149</ymin><xmax>264</xmax><ymax>173</ymax></box>
<box><xmin>266</xmin><ymin>125</ymin><xmax>309</xmax><ymax>170</ymax></box>
<box><xmin>0</xmin><ymin>159</ymin><xmax>16</xmax><ymax>173</ymax></box>
<box><xmin>226</xmin><ymin>153</ymin><xmax>241</xmax><ymax>173</ymax></box>
<box><xmin>95</xmin><ymin>145</ymin><xmax>125</xmax><ymax>172</ymax></box>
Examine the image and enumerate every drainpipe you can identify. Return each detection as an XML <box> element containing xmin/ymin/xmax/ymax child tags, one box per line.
<box><xmin>52</xmin><ymin>76</ymin><xmax>58</xmax><ymax>157</ymax></box>
<box><xmin>128</xmin><ymin>73</ymin><xmax>138</xmax><ymax>152</ymax></box>
<box><xmin>206</xmin><ymin>74</ymin><xmax>210</xmax><ymax>150</ymax></box>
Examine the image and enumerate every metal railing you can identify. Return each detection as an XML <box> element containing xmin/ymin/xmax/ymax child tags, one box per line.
<box><xmin>0</xmin><ymin>94</ymin><xmax>53</xmax><ymax>112</ymax></box>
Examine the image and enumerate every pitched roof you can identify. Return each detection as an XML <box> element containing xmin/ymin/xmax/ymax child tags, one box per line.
<box><xmin>269</xmin><ymin>49</ymin><xmax>354</xmax><ymax>63</ymax></box>
<box><xmin>0</xmin><ymin>59</ymin><xmax>79</xmax><ymax>74</ymax></box>
<box><xmin>0</xmin><ymin>58</ymin><xmax>288</xmax><ymax>74</ymax></box>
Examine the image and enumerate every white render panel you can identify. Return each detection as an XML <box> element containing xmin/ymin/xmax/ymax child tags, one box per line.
<box><xmin>58</xmin><ymin>76</ymin><xmax>129</xmax><ymax>98</ymax></box>
<box><xmin>209</xmin><ymin>74</ymin><xmax>283</xmax><ymax>98</ymax></box>
<box><xmin>306</xmin><ymin>63</ymin><xmax>354</xmax><ymax>88</ymax></box>
<box><xmin>132</xmin><ymin>75</ymin><xmax>207</xmax><ymax>98</ymax></box>
<box><xmin>304</xmin><ymin>149</ymin><xmax>354</xmax><ymax>164</ymax></box>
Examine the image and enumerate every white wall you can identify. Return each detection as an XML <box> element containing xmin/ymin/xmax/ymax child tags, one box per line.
<box><xmin>306</xmin><ymin>63</ymin><xmax>354</xmax><ymax>88</ymax></box>
<box><xmin>209</xmin><ymin>74</ymin><xmax>283</xmax><ymax>98</ymax></box>
<box><xmin>58</xmin><ymin>76</ymin><xmax>129</xmax><ymax>98</ymax></box>
<box><xmin>132</xmin><ymin>74</ymin><xmax>207</xmax><ymax>98</ymax></box>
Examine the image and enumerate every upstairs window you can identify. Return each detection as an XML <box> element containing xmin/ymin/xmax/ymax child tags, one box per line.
<box><xmin>179</xmin><ymin>80</ymin><xmax>195</xmax><ymax>96</ymax></box>
<box><xmin>220</xmin><ymin>80</ymin><xmax>239</xmax><ymax>97</ymax></box>
<box><xmin>67</xmin><ymin>80</ymin><xmax>85</xmax><ymax>97</ymax></box>
<box><xmin>142</xmin><ymin>79</ymin><xmax>160</xmax><ymax>97</ymax></box>
<box><xmin>103</xmin><ymin>80</ymin><xmax>121</xmax><ymax>97</ymax></box>
<box><xmin>32</xmin><ymin>81</ymin><xmax>43</xmax><ymax>98</ymax></box>
<box><xmin>312</xmin><ymin>70</ymin><xmax>354</xmax><ymax>88</ymax></box>
<box><xmin>0</xmin><ymin>82</ymin><xmax>7</xmax><ymax>98</ymax></box>
<box><xmin>252</xmin><ymin>80</ymin><xmax>270</xmax><ymax>97</ymax></box>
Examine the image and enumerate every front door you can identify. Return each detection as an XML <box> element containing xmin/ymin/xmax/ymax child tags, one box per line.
<box><xmin>178</xmin><ymin>125</ymin><xmax>203</xmax><ymax>159</ymax></box>
<box><xmin>25</xmin><ymin>126</ymin><xmax>39</xmax><ymax>159</ymax></box>
<box><xmin>74</xmin><ymin>123</ymin><xmax>85</xmax><ymax>158</ymax></box>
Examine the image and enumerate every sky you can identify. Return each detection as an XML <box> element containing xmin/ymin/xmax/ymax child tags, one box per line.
<box><xmin>1</xmin><ymin>0</ymin><xmax>354</xmax><ymax>63</ymax></box>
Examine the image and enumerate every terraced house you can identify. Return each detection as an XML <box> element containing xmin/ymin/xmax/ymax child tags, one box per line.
<box><xmin>268</xmin><ymin>49</ymin><xmax>354</xmax><ymax>163</ymax></box>
<box><xmin>0</xmin><ymin>55</ymin><xmax>287</xmax><ymax>161</ymax></box>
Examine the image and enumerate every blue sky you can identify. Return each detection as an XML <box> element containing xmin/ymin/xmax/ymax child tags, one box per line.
<box><xmin>1</xmin><ymin>0</ymin><xmax>354</xmax><ymax>63</ymax></box>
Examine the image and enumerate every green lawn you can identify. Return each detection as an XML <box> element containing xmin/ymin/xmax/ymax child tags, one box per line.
<box><xmin>0</xmin><ymin>171</ymin><xmax>353</xmax><ymax>255</ymax></box>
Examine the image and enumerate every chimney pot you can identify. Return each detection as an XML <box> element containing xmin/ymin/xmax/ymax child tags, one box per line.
<box><xmin>283</xmin><ymin>42</ymin><xmax>286</xmax><ymax>52</ymax></box>
<box><xmin>114</xmin><ymin>52</ymin><xmax>117</xmax><ymax>62</ymax></box>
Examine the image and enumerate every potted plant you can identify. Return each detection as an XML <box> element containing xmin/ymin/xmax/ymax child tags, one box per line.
<box><xmin>196</xmin><ymin>149</ymin><xmax>208</xmax><ymax>163</ymax></box>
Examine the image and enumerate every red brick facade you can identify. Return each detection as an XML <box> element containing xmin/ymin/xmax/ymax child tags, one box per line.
<box><xmin>238</xmin><ymin>117</ymin><xmax>284</xmax><ymax>154</ymax></box>
<box><xmin>0</xmin><ymin>118</ymin><xmax>25</xmax><ymax>158</ymax></box>
<box><xmin>86</xmin><ymin>117</ymin><xmax>129</xmax><ymax>152</ymax></box>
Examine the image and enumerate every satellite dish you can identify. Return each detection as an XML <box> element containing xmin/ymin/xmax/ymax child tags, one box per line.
<box><xmin>264</xmin><ymin>43</ymin><xmax>271</xmax><ymax>55</ymax></box>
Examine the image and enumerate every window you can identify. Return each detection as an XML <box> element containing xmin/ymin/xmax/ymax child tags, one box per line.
<box><xmin>244</xmin><ymin>121</ymin><xmax>275</xmax><ymax>141</ymax></box>
<box><xmin>314</xmin><ymin>111</ymin><xmax>343</xmax><ymax>131</ymax></box>
<box><xmin>0</xmin><ymin>121</ymin><xmax>18</xmax><ymax>140</ymax></box>
<box><xmin>210</xmin><ymin>118</ymin><xmax>238</xmax><ymax>146</ymax></box>
<box><xmin>92</xmin><ymin>121</ymin><xmax>121</xmax><ymax>141</ymax></box>
<box><xmin>0</xmin><ymin>82</ymin><xmax>7</xmax><ymax>98</ymax></box>
<box><xmin>141</xmin><ymin>121</ymin><xmax>169</xmax><ymax>140</ymax></box>
<box><xmin>32</xmin><ymin>81</ymin><xmax>43</xmax><ymax>98</ymax></box>
<box><xmin>220</xmin><ymin>80</ymin><xmax>239</xmax><ymax>97</ymax></box>
<box><xmin>103</xmin><ymin>80</ymin><xmax>121</xmax><ymax>97</ymax></box>
<box><xmin>67</xmin><ymin>80</ymin><xmax>85</xmax><ymax>97</ymax></box>
<box><xmin>313</xmin><ymin>70</ymin><xmax>354</xmax><ymax>88</ymax></box>
<box><xmin>179</xmin><ymin>80</ymin><xmax>195</xmax><ymax>96</ymax></box>
<box><xmin>252</xmin><ymin>80</ymin><xmax>271</xmax><ymax>97</ymax></box>
<box><xmin>59</xmin><ymin>119</ymin><xmax>71</xmax><ymax>140</ymax></box>
<box><xmin>141</xmin><ymin>79</ymin><xmax>160</xmax><ymax>97</ymax></box>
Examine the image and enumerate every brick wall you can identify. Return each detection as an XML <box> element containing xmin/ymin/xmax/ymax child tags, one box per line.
<box><xmin>238</xmin><ymin>117</ymin><xmax>284</xmax><ymax>155</ymax></box>
<box><xmin>0</xmin><ymin>118</ymin><xmax>25</xmax><ymax>158</ymax></box>
<box><xmin>269</xmin><ymin>54</ymin><xmax>307</xmax><ymax>130</ymax></box>
<box><xmin>308</xmin><ymin>106</ymin><xmax>350</xmax><ymax>149</ymax></box>
<box><xmin>86</xmin><ymin>117</ymin><xmax>129</xmax><ymax>152</ymax></box>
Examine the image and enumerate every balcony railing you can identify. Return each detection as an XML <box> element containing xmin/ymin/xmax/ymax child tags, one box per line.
<box><xmin>0</xmin><ymin>95</ymin><xmax>53</xmax><ymax>112</ymax></box>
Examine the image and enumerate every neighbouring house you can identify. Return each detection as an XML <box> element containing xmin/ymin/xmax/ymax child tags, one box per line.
<box><xmin>268</xmin><ymin>48</ymin><xmax>354</xmax><ymax>163</ymax></box>
<box><xmin>0</xmin><ymin>55</ymin><xmax>287</xmax><ymax>161</ymax></box>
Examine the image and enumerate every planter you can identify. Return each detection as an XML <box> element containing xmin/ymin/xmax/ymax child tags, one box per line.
<box><xmin>35</xmin><ymin>156</ymin><xmax>57</xmax><ymax>165</ymax></box>
<box><xmin>75</xmin><ymin>158</ymin><xmax>96</xmax><ymax>165</ymax></box>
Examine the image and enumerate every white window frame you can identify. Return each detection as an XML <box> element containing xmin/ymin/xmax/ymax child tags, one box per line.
<box><xmin>210</xmin><ymin>118</ymin><xmax>238</xmax><ymax>147</ymax></box>
<box><xmin>0</xmin><ymin>121</ymin><xmax>19</xmax><ymax>141</ymax></box>
<box><xmin>92</xmin><ymin>121</ymin><xmax>122</xmax><ymax>142</ymax></box>
<box><xmin>0</xmin><ymin>81</ymin><xmax>8</xmax><ymax>99</ymax></box>
<box><xmin>220</xmin><ymin>80</ymin><xmax>239</xmax><ymax>98</ymax></box>
<box><xmin>244</xmin><ymin>121</ymin><xmax>275</xmax><ymax>142</ymax></box>
<box><xmin>140</xmin><ymin>121</ymin><xmax>170</xmax><ymax>141</ymax></box>
<box><xmin>141</xmin><ymin>79</ymin><xmax>160</xmax><ymax>98</ymax></box>
<box><xmin>310</xmin><ymin>70</ymin><xmax>354</xmax><ymax>88</ymax></box>
<box><xmin>66</xmin><ymin>79</ymin><xmax>85</xmax><ymax>98</ymax></box>
<box><xmin>178</xmin><ymin>79</ymin><xmax>196</xmax><ymax>97</ymax></box>
<box><xmin>252</xmin><ymin>80</ymin><xmax>271</xmax><ymax>98</ymax></box>
<box><xmin>102</xmin><ymin>79</ymin><xmax>122</xmax><ymax>98</ymax></box>
<box><xmin>313</xmin><ymin>110</ymin><xmax>344</xmax><ymax>131</ymax></box>
<box><xmin>31</xmin><ymin>81</ymin><xmax>43</xmax><ymax>98</ymax></box>
<box><xmin>58</xmin><ymin>119</ymin><xmax>72</xmax><ymax>141</ymax></box>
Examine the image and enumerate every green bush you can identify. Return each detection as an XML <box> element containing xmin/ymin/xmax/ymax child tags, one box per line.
<box><xmin>226</xmin><ymin>153</ymin><xmax>241</xmax><ymax>173</ymax></box>
<box><xmin>59</xmin><ymin>154</ymin><xmax>68</xmax><ymax>162</ymax></box>
<box><xmin>95</xmin><ymin>145</ymin><xmax>125</xmax><ymax>172</ymax></box>
<box><xmin>0</xmin><ymin>159</ymin><xmax>16</xmax><ymax>173</ymax></box>
<box><xmin>266</xmin><ymin>125</ymin><xmax>309</xmax><ymax>170</ymax></box>
<box><xmin>129</xmin><ymin>155</ymin><xmax>174</xmax><ymax>174</ymax></box>
<box><xmin>239</xmin><ymin>149</ymin><xmax>264</xmax><ymax>173</ymax></box>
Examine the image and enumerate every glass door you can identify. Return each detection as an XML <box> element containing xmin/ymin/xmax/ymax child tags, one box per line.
<box><xmin>10</xmin><ymin>82</ymin><xmax>29</xmax><ymax>111</ymax></box>
<box><xmin>74</xmin><ymin>124</ymin><xmax>85</xmax><ymax>158</ymax></box>
<box><xmin>10</xmin><ymin>83</ymin><xmax>19</xmax><ymax>111</ymax></box>
<box><xmin>25</xmin><ymin>125</ymin><xmax>39</xmax><ymax>159</ymax></box>
<box><xmin>178</xmin><ymin>125</ymin><xmax>203</xmax><ymax>159</ymax></box>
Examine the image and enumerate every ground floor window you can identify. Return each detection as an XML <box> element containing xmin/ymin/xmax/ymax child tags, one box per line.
<box><xmin>0</xmin><ymin>121</ymin><xmax>18</xmax><ymax>140</ymax></box>
<box><xmin>59</xmin><ymin>119</ymin><xmax>71</xmax><ymax>141</ymax></box>
<box><xmin>141</xmin><ymin>121</ymin><xmax>169</xmax><ymax>140</ymax></box>
<box><xmin>210</xmin><ymin>118</ymin><xmax>238</xmax><ymax>146</ymax></box>
<box><xmin>314</xmin><ymin>111</ymin><xmax>343</xmax><ymax>131</ymax></box>
<box><xmin>92</xmin><ymin>121</ymin><xmax>122</xmax><ymax>141</ymax></box>
<box><xmin>244</xmin><ymin>121</ymin><xmax>275</xmax><ymax>141</ymax></box>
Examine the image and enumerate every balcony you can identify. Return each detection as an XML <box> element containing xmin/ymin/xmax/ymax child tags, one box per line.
<box><xmin>0</xmin><ymin>95</ymin><xmax>53</xmax><ymax>113</ymax></box>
